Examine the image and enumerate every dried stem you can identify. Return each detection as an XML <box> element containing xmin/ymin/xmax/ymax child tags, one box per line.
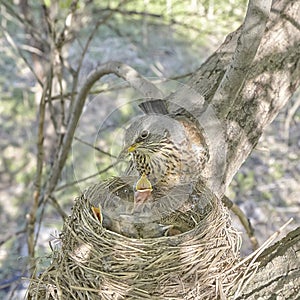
<box><xmin>26</xmin><ymin>75</ymin><xmax>49</xmax><ymax>276</ymax></box>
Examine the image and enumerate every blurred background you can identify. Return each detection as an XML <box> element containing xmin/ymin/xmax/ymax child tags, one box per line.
<box><xmin>0</xmin><ymin>0</ymin><xmax>299</xmax><ymax>299</ymax></box>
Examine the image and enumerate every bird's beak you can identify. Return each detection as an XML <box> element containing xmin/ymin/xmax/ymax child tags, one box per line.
<box><xmin>118</xmin><ymin>143</ymin><xmax>139</xmax><ymax>160</ymax></box>
<box><xmin>127</xmin><ymin>143</ymin><xmax>139</xmax><ymax>153</ymax></box>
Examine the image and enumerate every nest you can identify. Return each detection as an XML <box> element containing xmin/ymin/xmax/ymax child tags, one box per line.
<box><xmin>28</xmin><ymin>179</ymin><xmax>245</xmax><ymax>299</ymax></box>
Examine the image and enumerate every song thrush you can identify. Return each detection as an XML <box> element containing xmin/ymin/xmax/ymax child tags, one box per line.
<box><xmin>121</xmin><ymin>100</ymin><xmax>209</xmax><ymax>190</ymax></box>
<box><xmin>89</xmin><ymin>99</ymin><xmax>211</xmax><ymax>238</ymax></box>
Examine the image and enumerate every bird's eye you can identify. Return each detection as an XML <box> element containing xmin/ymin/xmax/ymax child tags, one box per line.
<box><xmin>140</xmin><ymin>130</ymin><xmax>149</xmax><ymax>139</ymax></box>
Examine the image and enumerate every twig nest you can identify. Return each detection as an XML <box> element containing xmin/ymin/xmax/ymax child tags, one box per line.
<box><xmin>28</xmin><ymin>179</ymin><xmax>242</xmax><ymax>299</ymax></box>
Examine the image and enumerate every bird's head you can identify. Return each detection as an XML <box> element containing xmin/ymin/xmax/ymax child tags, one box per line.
<box><xmin>120</xmin><ymin>114</ymin><xmax>186</xmax><ymax>184</ymax></box>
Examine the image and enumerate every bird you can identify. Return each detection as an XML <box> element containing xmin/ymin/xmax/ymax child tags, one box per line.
<box><xmin>120</xmin><ymin>99</ymin><xmax>209</xmax><ymax>191</ymax></box>
<box><xmin>88</xmin><ymin>173</ymin><xmax>213</xmax><ymax>238</ymax></box>
<box><xmin>88</xmin><ymin>99</ymin><xmax>211</xmax><ymax>238</ymax></box>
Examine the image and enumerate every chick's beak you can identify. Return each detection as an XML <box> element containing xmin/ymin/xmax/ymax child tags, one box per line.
<box><xmin>135</xmin><ymin>173</ymin><xmax>153</xmax><ymax>191</ymax></box>
<box><xmin>133</xmin><ymin>174</ymin><xmax>153</xmax><ymax>211</ymax></box>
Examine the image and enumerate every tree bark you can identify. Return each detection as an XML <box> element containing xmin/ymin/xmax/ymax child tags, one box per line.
<box><xmin>182</xmin><ymin>0</ymin><xmax>300</xmax><ymax>297</ymax></box>
<box><xmin>237</xmin><ymin>226</ymin><xmax>300</xmax><ymax>299</ymax></box>
<box><xmin>187</xmin><ymin>0</ymin><xmax>300</xmax><ymax>191</ymax></box>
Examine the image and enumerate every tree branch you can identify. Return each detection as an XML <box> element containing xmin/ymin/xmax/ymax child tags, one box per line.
<box><xmin>211</xmin><ymin>0</ymin><xmax>272</xmax><ymax>118</ymax></box>
<box><xmin>236</xmin><ymin>226</ymin><xmax>300</xmax><ymax>299</ymax></box>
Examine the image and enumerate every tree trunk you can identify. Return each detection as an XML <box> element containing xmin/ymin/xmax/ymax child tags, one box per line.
<box><xmin>185</xmin><ymin>0</ymin><xmax>300</xmax><ymax>297</ymax></box>
<box><xmin>188</xmin><ymin>0</ymin><xmax>300</xmax><ymax>191</ymax></box>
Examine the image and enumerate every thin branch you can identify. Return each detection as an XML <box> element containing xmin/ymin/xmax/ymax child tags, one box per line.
<box><xmin>284</xmin><ymin>95</ymin><xmax>300</xmax><ymax>142</ymax></box>
<box><xmin>0</xmin><ymin>228</ymin><xmax>26</xmax><ymax>247</ymax></box>
<box><xmin>49</xmin><ymin>71</ymin><xmax>193</xmax><ymax>102</ymax></box>
<box><xmin>26</xmin><ymin>74</ymin><xmax>49</xmax><ymax>276</ymax></box>
<box><xmin>1</xmin><ymin>25</ymin><xmax>44</xmax><ymax>87</ymax></box>
<box><xmin>49</xmin><ymin>84</ymin><xmax>129</xmax><ymax>101</ymax></box>
<box><xmin>49</xmin><ymin>196</ymin><xmax>68</xmax><ymax>219</ymax></box>
<box><xmin>211</xmin><ymin>0</ymin><xmax>272</xmax><ymax>118</ymax></box>
<box><xmin>55</xmin><ymin>1</ymin><xmax>78</xmax><ymax>132</ymax></box>
<box><xmin>74</xmin><ymin>136</ymin><xmax>117</xmax><ymax>158</ymax></box>
<box><xmin>169</xmin><ymin>71</ymin><xmax>193</xmax><ymax>81</ymax></box>
<box><xmin>69</xmin><ymin>16</ymin><xmax>105</xmax><ymax>111</ymax></box>
<box><xmin>42</xmin><ymin>6</ymin><xmax>60</xmax><ymax>135</ymax></box>
<box><xmin>47</xmin><ymin>68</ymin><xmax>60</xmax><ymax>133</ymax></box>
<box><xmin>33</xmin><ymin>192</ymin><xmax>48</xmax><ymax>255</ymax></box>
<box><xmin>55</xmin><ymin>162</ymin><xmax>118</xmax><ymax>192</ymax></box>
<box><xmin>222</xmin><ymin>195</ymin><xmax>259</xmax><ymax>250</ymax></box>
<box><xmin>58</xmin><ymin>52</ymin><xmax>66</xmax><ymax>134</ymax></box>
<box><xmin>55</xmin><ymin>0</ymin><xmax>79</xmax><ymax>50</ymax></box>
